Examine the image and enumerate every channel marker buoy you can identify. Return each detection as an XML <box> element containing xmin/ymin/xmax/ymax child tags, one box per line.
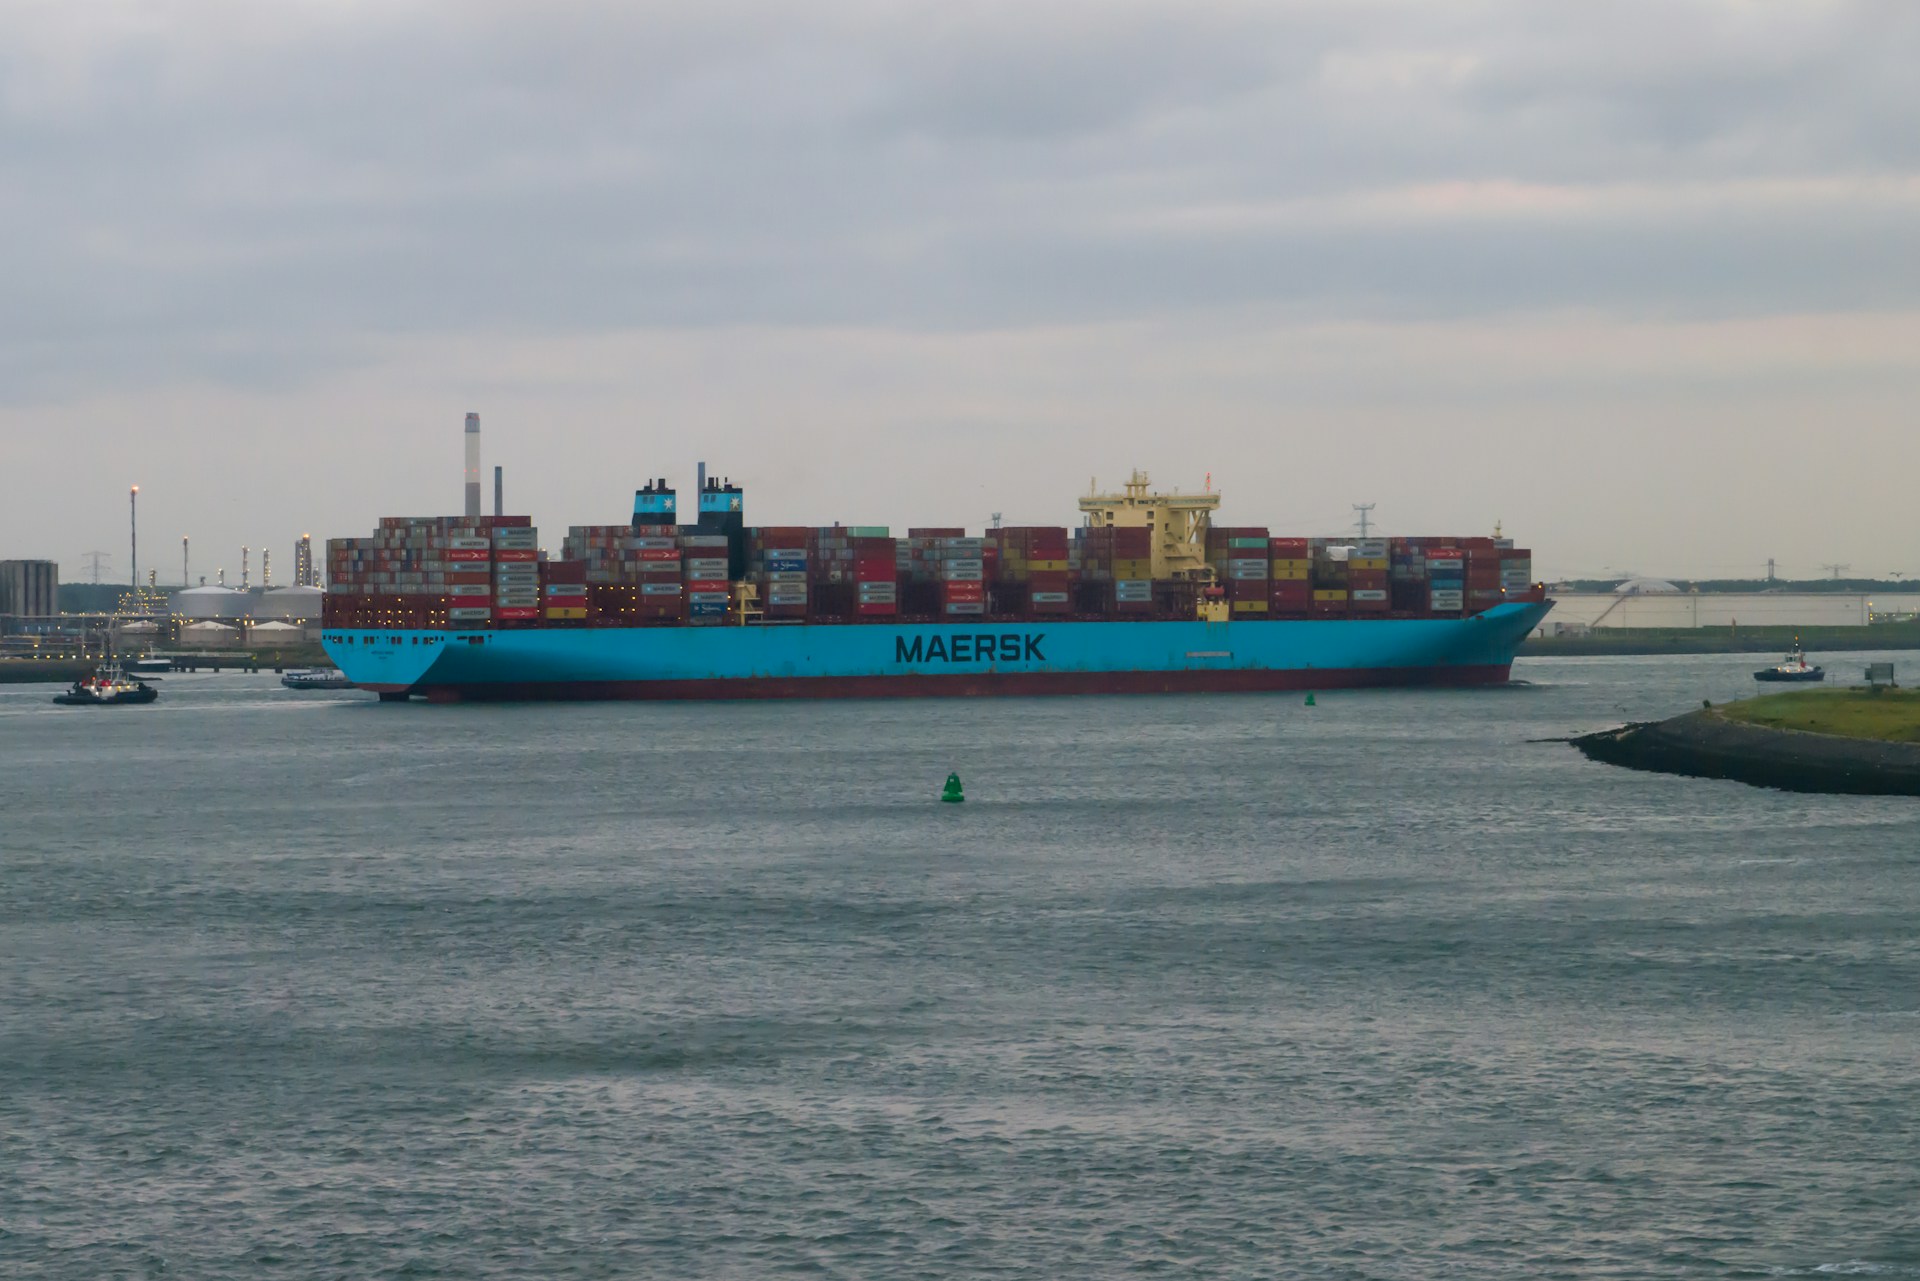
<box><xmin>941</xmin><ymin>772</ymin><xmax>965</xmax><ymax>803</ymax></box>
<box><xmin>1305</xmin><ymin>692</ymin><xmax>1316</xmax><ymax>707</ymax></box>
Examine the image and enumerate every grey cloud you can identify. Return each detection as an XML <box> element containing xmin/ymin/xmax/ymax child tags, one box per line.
<box><xmin>4</xmin><ymin>0</ymin><xmax>1920</xmax><ymax>406</ymax></box>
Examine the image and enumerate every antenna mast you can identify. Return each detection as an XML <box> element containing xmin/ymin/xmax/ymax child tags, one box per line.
<box><xmin>1351</xmin><ymin>503</ymin><xmax>1375</xmax><ymax>539</ymax></box>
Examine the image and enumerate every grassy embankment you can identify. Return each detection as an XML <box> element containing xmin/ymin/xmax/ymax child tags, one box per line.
<box><xmin>1719</xmin><ymin>689</ymin><xmax>1920</xmax><ymax>743</ymax></box>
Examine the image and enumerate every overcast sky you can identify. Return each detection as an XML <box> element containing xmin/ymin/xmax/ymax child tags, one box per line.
<box><xmin>4</xmin><ymin>0</ymin><xmax>1917</xmax><ymax>583</ymax></box>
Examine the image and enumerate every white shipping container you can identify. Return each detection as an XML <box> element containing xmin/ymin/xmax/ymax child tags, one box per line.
<box><xmin>1030</xmin><ymin>592</ymin><xmax>1069</xmax><ymax>603</ymax></box>
<box><xmin>944</xmin><ymin>602</ymin><xmax>986</xmax><ymax>615</ymax></box>
<box><xmin>448</xmin><ymin>608</ymin><xmax>492</xmax><ymax>621</ymax></box>
<box><xmin>641</xmin><ymin>583</ymin><xmax>683</xmax><ymax>596</ymax></box>
<box><xmin>940</xmin><ymin>569</ymin><xmax>985</xmax><ymax>582</ymax></box>
<box><xmin>449</xmin><ymin>538</ymin><xmax>491</xmax><ymax>550</ymax></box>
<box><xmin>1352</xmin><ymin>589</ymin><xmax>1388</xmax><ymax>601</ymax></box>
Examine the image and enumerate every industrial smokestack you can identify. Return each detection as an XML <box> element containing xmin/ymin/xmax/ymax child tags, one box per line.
<box><xmin>494</xmin><ymin>465</ymin><xmax>503</xmax><ymax>518</ymax></box>
<box><xmin>464</xmin><ymin>412</ymin><xmax>482</xmax><ymax>519</ymax></box>
<box><xmin>262</xmin><ymin>548</ymin><xmax>272</xmax><ymax>589</ymax></box>
<box><xmin>182</xmin><ymin>536</ymin><xmax>189</xmax><ymax>588</ymax></box>
<box><xmin>130</xmin><ymin>485</ymin><xmax>139</xmax><ymax>590</ymax></box>
<box><xmin>242</xmin><ymin>546</ymin><xmax>250</xmax><ymax>590</ymax></box>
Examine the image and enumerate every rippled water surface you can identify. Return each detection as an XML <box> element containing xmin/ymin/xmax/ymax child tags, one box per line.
<box><xmin>4</xmin><ymin>654</ymin><xmax>1919</xmax><ymax>1278</ymax></box>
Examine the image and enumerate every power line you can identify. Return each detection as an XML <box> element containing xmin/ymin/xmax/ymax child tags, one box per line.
<box><xmin>1351</xmin><ymin>503</ymin><xmax>1375</xmax><ymax>539</ymax></box>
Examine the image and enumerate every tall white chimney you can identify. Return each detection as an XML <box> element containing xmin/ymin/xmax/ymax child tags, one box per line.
<box><xmin>464</xmin><ymin>412</ymin><xmax>482</xmax><ymax>519</ymax></box>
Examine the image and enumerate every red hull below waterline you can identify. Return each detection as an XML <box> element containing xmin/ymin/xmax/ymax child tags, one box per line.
<box><xmin>357</xmin><ymin>662</ymin><xmax>1517</xmax><ymax>703</ymax></box>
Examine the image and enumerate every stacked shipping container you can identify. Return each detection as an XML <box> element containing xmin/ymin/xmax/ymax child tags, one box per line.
<box><xmin>325</xmin><ymin>514</ymin><xmax>534</xmax><ymax>629</ymax></box>
<box><xmin>1070</xmin><ymin>525</ymin><xmax>1154</xmax><ymax>613</ymax></box>
<box><xmin>325</xmin><ymin>509</ymin><xmax>1541</xmax><ymax>632</ymax></box>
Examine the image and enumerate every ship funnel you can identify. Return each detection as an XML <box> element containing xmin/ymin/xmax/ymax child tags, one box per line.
<box><xmin>464</xmin><ymin>412</ymin><xmax>481</xmax><ymax>519</ymax></box>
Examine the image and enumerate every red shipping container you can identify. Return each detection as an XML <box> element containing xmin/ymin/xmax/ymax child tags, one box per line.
<box><xmin>494</xmin><ymin>549</ymin><xmax>538</xmax><ymax>562</ymax></box>
<box><xmin>856</xmin><ymin>602</ymin><xmax>898</xmax><ymax>615</ymax></box>
<box><xmin>640</xmin><ymin>548</ymin><xmax>681</xmax><ymax>561</ymax></box>
<box><xmin>684</xmin><ymin>579</ymin><xmax>730</xmax><ymax>593</ymax></box>
<box><xmin>447</xmin><ymin>549</ymin><xmax>491</xmax><ymax>562</ymax></box>
<box><xmin>495</xmin><ymin>607</ymin><xmax>540</xmax><ymax>620</ymax></box>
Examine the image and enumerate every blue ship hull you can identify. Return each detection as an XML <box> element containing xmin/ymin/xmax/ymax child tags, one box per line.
<box><xmin>322</xmin><ymin>600</ymin><xmax>1551</xmax><ymax>701</ymax></box>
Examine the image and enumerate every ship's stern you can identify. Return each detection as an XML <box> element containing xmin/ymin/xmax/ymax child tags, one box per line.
<box><xmin>320</xmin><ymin>628</ymin><xmax>448</xmax><ymax>694</ymax></box>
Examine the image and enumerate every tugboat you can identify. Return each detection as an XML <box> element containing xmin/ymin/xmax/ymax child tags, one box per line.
<box><xmin>52</xmin><ymin>660</ymin><xmax>160</xmax><ymax>705</ymax></box>
<box><xmin>280</xmin><ymin>668</ymin><xmax>354</xmax><ymax>690</ymax></box>
<box><xmin>1754</xmin><ymin>648</ymin><xmax>1825</xmax><ymax>683</ymax></box>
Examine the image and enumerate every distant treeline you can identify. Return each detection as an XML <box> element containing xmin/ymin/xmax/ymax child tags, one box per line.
<box><xmin>1557</xmin><ymin>578</ymin><xmax>1917</xmax><ymax>595</ymax></box>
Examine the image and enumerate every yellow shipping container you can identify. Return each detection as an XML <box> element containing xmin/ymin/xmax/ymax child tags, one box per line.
<box><xmin>1349</xmin><ymin>557</ymin><xmax>1388</xmax><ymax>571</ymax></box>
<box><xmin>1114</xmin><ymin>559</ymin><xmax>1151</xmax><ymax>577</ymax></box>
<box><xmin>545</xmin><ymin>607</ymin><xmax>589</xmax><ymax>620</ymax></box>
<box><xmin>1271</xmin><ymin>567</ymin><xmax>1309</xmax><ymax>581</ymax></box>
<box><xmin>1029</xmin><ymin>559</ymin><xmax>1068</xmax><ymax>572</ymax></box>
<box><xmin>1312</xmin><ymin>589</ymin><xmax>1349</xmax><ymax>602</ymax></box>
<box><xmin>1232</xmin><ymin>600</ymin><xmax>1269</xmax><ymax>613</ymax></box>
<box><xmin>1272</xmin><ymin>558</ymin><xmax>1311</xmax><ymax>572</ymax></box>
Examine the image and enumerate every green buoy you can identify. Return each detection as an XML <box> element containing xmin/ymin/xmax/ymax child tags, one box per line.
<box><xmin>940</xmin><ymin>772</ymin><xmax>965</xmax><ymax>803</ymax></box>
<box><xmin>1305</xmin><ymin>692</ymin><xmax>1316</xmax><ymax>707</ymax></box>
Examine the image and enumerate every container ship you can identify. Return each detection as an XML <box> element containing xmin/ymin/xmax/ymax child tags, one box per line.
<box><xmin>321</xmin><ymin>469</ymin><xmax>1550</xmax><ymax>702</ymax></box>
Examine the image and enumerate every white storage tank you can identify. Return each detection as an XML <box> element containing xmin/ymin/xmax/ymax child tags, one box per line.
<box><xmin>173</xmin><ymin>585</ymin><xmax>250</xmax><ymax>620</ymax></box>
<box><xmin>257</xmin><ymin>585</ymin><xmax>323</xmax><ymax>621</ymax></box>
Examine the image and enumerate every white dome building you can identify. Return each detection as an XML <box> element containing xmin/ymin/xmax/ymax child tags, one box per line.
<box><xmin>174</xmin><ymin>585</ymin><xmax>250</xmax><ymax>620</ymax></box>
<box><xmin>1613</xmin><ymin>578</ymin><xmax>1682</xmax><ymax>595</ymax></box>
<box><xmin>179</xmin><ymin>620</ymin><xmax>242</xmax><ymax>648</ymax></box>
